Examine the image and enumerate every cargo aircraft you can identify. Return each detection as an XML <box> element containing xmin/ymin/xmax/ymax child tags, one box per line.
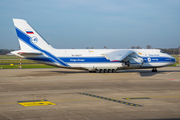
<box><xmin>11</xmin><ymin>19</ymin><xmax>176</xmax><ymax>73</ymax></box>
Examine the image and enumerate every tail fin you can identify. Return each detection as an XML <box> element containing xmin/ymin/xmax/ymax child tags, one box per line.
<box><xmin>13</xmin><ymin>19</ymin><xmax>53</xmax><ymax>50</ymax></box>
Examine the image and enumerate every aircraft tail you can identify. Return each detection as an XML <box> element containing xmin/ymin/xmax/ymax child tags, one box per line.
<box><xmin>13</xmin><ymin>19</ymin><xmax>53</xmax><ymax>51</ymax></box>
<box><xmin>12</xmin><ymin>19</ymin><xmax>70</xmax><ymax>67</ymax></box>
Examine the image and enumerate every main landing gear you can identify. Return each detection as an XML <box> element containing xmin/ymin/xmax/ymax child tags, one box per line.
<box><xmin>89</xmin><ymin>69</ymin><xmax>117</xmax><ymax>73</ymax></box>
<box><xmin>152</xmin><ymin>68</ymin><xmax>157</xmax><ymax>72</ymax></box>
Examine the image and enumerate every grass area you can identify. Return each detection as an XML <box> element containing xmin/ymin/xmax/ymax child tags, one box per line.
<box><xmin>169</xmin><ymin>63</ymin><xmax>179</xmax><ymax>67</ymax></box>
<box><xmin>0</xmin><ymin>64</ymin><xmax>56</xmax><ymax>69</ymax></box>
<box><xmin>0</xmin><ymin>55</ymin><xmax>19</xmax><ymax>59</ymax></box>
<box><xmin>0</xmin><ymin>55</ymin><xmax>37</xmax><ymax>64</ymax></box>
<box><xmin>0</xmin><ymin>55</ymin><xmax>38</xmax><ymax>64</ymax></box>
<box><xmin>0</xmin><ymin>59</ymin><xmax>37</xmax><ymax>64</ymax></box>
<box><xmin>0</xmin><ymin>55</ymin><xmax>56</xmax><ymax>69</ymax></box>
<box><xmin>171</xmin><ymin>54</ymin><xmax>178</xmax><ymax>61</ymax></box>
<box><xmin>169</xmin><ymin>54</ymin><xmax>179</xmax><ymax>67</ymax></box>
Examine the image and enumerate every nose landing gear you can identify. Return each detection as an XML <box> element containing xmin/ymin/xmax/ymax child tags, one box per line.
<box><xmin>152</xmin><ymin>68</ymin><xmax>157</xmax><ymax>72</ymax></box>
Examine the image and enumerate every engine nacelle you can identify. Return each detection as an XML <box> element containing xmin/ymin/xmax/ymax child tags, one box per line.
<box><xmin>125</xmin><ymin>57</ymin><xmax>144</xmax><ymax>68</ymax></box>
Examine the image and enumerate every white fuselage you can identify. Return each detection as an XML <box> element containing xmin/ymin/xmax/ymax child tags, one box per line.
<box><xmin>13</xmin><ymin>48</ymin><xmax>176</xmax><ymax>71</ymax></box>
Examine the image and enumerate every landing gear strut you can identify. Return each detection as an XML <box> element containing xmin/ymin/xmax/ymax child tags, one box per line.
<box><xmin>152</xmin><ymin>68</ymin><xmax>157</xmax><ymax>72</ymax></box>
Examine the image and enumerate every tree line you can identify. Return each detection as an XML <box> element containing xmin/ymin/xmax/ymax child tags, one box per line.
<box><xmin>0</xmin><ymin>49</ymin><xmax>15</xmax><ymax>55</ymax></box>
<box><xmin>160</xmin><ymin>48</ymin><xmax>179</xmax><ymax>55</ymax></box>
<box><xmin>129</xmin><ymin>45</ymin><xmax>179</xmax><ymax>55</ymax></box>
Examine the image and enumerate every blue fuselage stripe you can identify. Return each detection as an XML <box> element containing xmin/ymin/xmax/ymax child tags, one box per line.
<box><xmin>26</xmin><ymin>57</ymin><xmax>175</xmax><ymax>63</ymax></box>
<box><xmin>142</xmin><ymin>57</ymin><xmax>175</xmax><ymax>63</ymax></box>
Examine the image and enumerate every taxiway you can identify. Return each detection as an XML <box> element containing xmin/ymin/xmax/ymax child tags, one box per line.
<box><xmin>0</xmin><ymin>67</ymin><xmax>180</xmax><ymax>120</ymax></box>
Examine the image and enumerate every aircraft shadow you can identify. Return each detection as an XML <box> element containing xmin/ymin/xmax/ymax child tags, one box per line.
<box><xmin>117</xmin><ymin>69</ymin><xmax>180</xmax><ymax>77</ymax></box>
<box><xmin>141</xmin><ymin>118</ymin><xmax>180</xmax><ymax>120</ymax></box>
<box><xmin>32</xmin><ymin>69</ymin><xmax>180</xmax><ymax>77</ymax></box>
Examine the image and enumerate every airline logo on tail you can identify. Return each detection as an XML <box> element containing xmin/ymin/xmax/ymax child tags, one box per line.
<box><xmin>31</xmin><ymin>36</ymin><xmax>38</xmax><ymax>43</ymax></box>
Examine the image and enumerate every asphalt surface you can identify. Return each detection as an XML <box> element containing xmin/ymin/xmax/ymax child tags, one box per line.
<box><xmin>0</xmin><ymin>67</ymin><xmax>180</xmax><ymax>120</ymax></box>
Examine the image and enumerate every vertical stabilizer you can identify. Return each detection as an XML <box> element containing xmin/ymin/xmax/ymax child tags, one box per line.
<box><xmin>13</xmin><ymin>19</ymin><xmax>53</xmax><ymax>50</ymax></box>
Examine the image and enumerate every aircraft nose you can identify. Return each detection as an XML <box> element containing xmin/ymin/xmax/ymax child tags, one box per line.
<box><xmin>174</xmin><ymin>58</ymin><xmax>176</xmax><ymax>62</ymax></box>
<box><xmin>169</xmin><ymin>57</ymin><xmax>176</xmax><ymax>65</ymax></box>
<box><xmin>173</xmin><ymin>57</ymin><xmax>176</xmax><ymax>63</ymax></box>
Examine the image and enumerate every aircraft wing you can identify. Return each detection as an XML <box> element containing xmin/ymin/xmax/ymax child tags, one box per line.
<box><xmin>103</xmin><ymin>50</ymin><xmax>135</xmax><ymax>62</ymax></box>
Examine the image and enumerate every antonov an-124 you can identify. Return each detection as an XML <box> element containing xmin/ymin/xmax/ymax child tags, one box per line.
<box><xmin>11</xmin><ymin>19</ymin><xmax>176</xmax><ymax>73</ymax></box>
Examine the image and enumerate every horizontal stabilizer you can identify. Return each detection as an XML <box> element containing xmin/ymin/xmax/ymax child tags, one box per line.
<box><xmin>18</xmin><ymin>52</ymin><xmax>42</xmax><ymax>55</ymax></box>
<box><xmin>11</xmin><ymin>50</ymin><xmax>43</xmax><ymax>57</ymax></box>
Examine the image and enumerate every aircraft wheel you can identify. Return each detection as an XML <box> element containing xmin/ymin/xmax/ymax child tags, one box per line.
<box><xmin>112</xmin><ymin>69</ymin><xmax>116</xmax><ymax>73</ymax></box>
<box><xmin>108</xmin><ymin>69</ymin><xmax>112</xmax><ymax>73</ymax></box>
<box><xmin>96</xmin><ymin>69</ymin><xmax>100</xmax><ymax>73</ymax></box>
<box><xmin>104</xmin><ymin>69</ymin><xmax>108</xmax><ymax>73</ymax></box>
<box><xmin>152</xmin><ymin>68</ymin><xmax>157</xmax><ymax>72</ymax></box>
<box><xmin>100</xmin><ymin>69</ymin><xmax>103</xmax><ymax>73</ymax></box>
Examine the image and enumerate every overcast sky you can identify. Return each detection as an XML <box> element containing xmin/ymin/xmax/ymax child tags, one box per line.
<box><xmin>0</xmin><ymin>0</ymin><xmax>180</xmax><ymax>49</ymax></box>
